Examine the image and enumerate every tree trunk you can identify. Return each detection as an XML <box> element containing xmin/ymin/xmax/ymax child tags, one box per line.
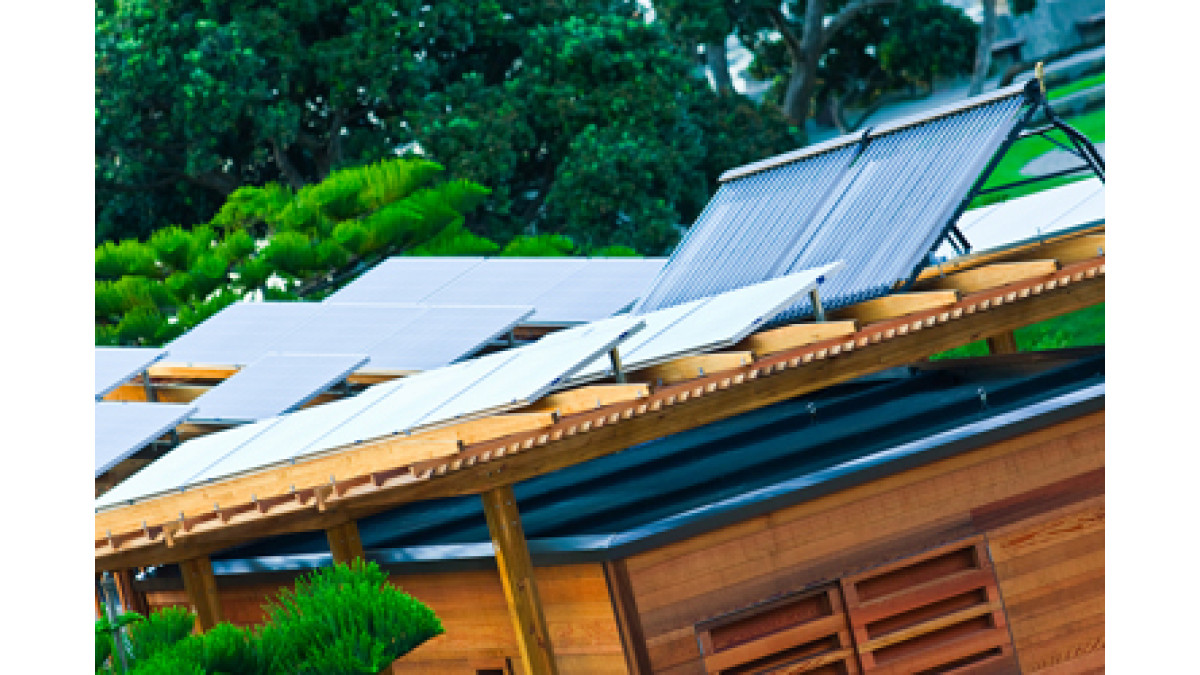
<box><xmin>968</xmin><ymin>0</ymin><xmax>997</xmax><ymax>96</ymax></box>
<box><xmin>782</xmin><ymin>56</ymin><xmax>814</xmax><ymax>124</ymax></box>
<box><xmin>706</xmin><ymin>40</ymin><xmax>734</xmax><ymax>95</ymax></box>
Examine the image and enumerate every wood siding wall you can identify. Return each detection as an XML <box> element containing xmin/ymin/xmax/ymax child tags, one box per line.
<box><xmin>145</xmin><ymin>563</ymin><xmax>627</xmax><ymax>674</ymax></box>
<box><xmin>620</xmin><ymin>411</ymin><xmax>1104</xmax><ymax>674</ymax></box>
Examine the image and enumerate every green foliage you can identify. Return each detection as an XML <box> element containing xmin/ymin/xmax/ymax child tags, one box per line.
<box><xmin>96</xmin><ymin>562</ymin><xmax>440</xmax><ymax>674</ymax></box>
<box><xmin>98</xmin><ymin>1</ymin><xmax>799</xmax><ymax>259</ymax></box>
<box><xmin>501</xmin><ymin>234</ymin><xmax>577</xmax><ymax>257</ymax></box>
<box><xmin>931</xmin><ymin>304</ymin><xmax>1104</xmax><ymax>360</ymax></box>
<box><xmin>96</xmin><ymin>157</ymin><xmax>490</xmax><ymax>346</ymax></box>
<box><xmin>125</xmin><ymin>606</ymin><xmax>197</xmax><ymax>663</ymax></box>
<box><xmin>259</xmin><ymin>560</ymin><xmax>443</xmax><ymax>674</ymax></box>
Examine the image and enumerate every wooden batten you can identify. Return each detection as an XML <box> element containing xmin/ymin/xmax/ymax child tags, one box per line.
<box><xmin>481</xmin><ymin>485</ymin><xmax>558</xmax><ymax>675</ymax></box>
<box><xmin>147</xmin><ymin>364</ymin><xmax>240</xmax><ymax>381</ymax></box>
<box><xmin>913</xmin><ymin>226</ymin><xmax>1104</xmax><ymax>282</ymax></box>
<box><xmin>179</xmin><ymin>556</ymin><xmax>223</xmax><ymax>632</ymax></box>
<box><xmin>924</xmin><ymin>260</ymin><xmax>1059</xmax><ymax>294</ymax></box>
<box><xmin>831</xmin><ymin>291</ymin><xmax>959</xmax><ymax>325</ymax></box>
<box><xmin>102</xmin><ymin>383</ymin><xmax>212</xmax><ymax>404</ymax></box>
<box><xmin>737</xmin><ymin>321</ymin><xmax>857</xmax><ymax>358</ymax></box>
<box><xmin>526</xmin><ymin>384</ymin><xmax>650</xmax><ymax>415</ymax></box>
<box><xmin>634</xmin><ymin>352</ymin><xmax>753</xmax><ymax>386</ymax></box>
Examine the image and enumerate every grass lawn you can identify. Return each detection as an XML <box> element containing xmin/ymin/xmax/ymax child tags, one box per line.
<box><xmin>970</xmin><ymin>106</ymin><xmax>1104</xmax><ymax>208</ymax></box>
<box><xmin>930</xmin><ymin>302</ymin><xmax>1104</xmax><ymax>360</ymax></box>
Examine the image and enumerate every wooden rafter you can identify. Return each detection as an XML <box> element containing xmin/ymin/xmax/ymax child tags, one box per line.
<box><xmin>95</xmin><ymin>257</ymin><xmax>1104</xmax><ymax>571</ymax></box>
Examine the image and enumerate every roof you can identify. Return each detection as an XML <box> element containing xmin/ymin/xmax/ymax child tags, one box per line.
<box><xmin>185</xmin><ymin>348</ymin><xmax>1102</xmax><ymax>578</ymax></box>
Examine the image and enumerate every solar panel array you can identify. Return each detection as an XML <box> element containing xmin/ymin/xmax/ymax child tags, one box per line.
<box><xmin>95</xmin><ymin>402</ymin><xmax>195</xmax><ymax>477</ymax></box>
<box><xmin>935</xmin><ymin>177</ymin><xmax>1104</xmax><ymax>259</ymax></box>
<box><xmin>187</xmin><ymin>353</ymin><xmax>369</xmax><ymax>423</ymax></box>
<box><xmin>571</xmin><ymin>263</ymin><xmax>840</xmax><ymax>383</ymax></box>
<box><xmin>328</xmin><ymin>257</ymin><xmax>667</xmax><ymax>324</ymax></box>
<box><xmin>633</xmin><ymin>83</ymin><xmax>1033</xmax><ymax>320</ymax></box>
<box><xmin>95</xmin><ymin>347</ymin><xmax>167</xmax><ymax>399</ymax></box>
<box><xmin>96</xmin><ymin>316</ymin><xmax>646</xmax><ymax>508</ymax></box>
<box><xmin>162</xmin><ymin>302</ymin><xmax>533</xmax><ymax>371</ymax></box>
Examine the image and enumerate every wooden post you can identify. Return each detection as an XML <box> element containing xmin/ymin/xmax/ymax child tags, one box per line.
<box><xmin>179</xmin><ymin>557</ymin><xmax>223</xmax><ymax>632</ymax></box>
<box><xmin>481</xmin><ymin>485</ymin><xmax>558</xmax><ymax>675</ymax></box>
<box><xmin>325</xmin><ymin>520</ymin><xmax>366</xmax><ymax>565</ymax></box>
<box><xmin>986</xmin><ymin>330</ymin><xmax>1019</xmax><ymax>354</ymax></box>
<box><xmin>114</xmin><ymin>569</ymin><xmax>150</xmax><ymax>616</ymax></box>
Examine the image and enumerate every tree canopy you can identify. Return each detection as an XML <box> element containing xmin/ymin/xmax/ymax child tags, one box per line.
<box><xmin>96</xmin><ymin>1</ymin><xmax>800</xmax><ymax>251</ymax></box>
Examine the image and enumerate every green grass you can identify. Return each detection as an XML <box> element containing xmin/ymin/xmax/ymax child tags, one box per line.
<box><xmin>1046</xmin><ymin>72</ymin><xmax>1104</xmax><ymax>100</ymax></box>
<box><xmin>930</xmin><ymin>303</ymin><xmax>1104</xmax><ymax>360</ymax></box>
<box><xmin>970</xmin><ymin>107</ymin><xmax>1104</xmax><ymax>208</ymax></box>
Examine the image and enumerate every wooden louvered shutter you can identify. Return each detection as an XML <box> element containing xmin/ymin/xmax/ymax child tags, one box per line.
<box><xmin>839</xmin><ymin>537</ymin><xmax>1016</xmax><ymax>674</ymax></box>
<box><xmin>696</xmin><ymin>585</ymin><xmax>860</xmax><ymax>674</ymax></box>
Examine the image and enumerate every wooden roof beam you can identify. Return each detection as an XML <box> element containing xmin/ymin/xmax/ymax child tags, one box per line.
<box><xmin>831</xmin><ymin>292</ymin><xmax>959</xmax><ymax>325</ymax></box>
<box><xmin>913</xmin><ymin>225</ymin><xmax>1104</xmax><ymax>282</ymax></box>
<box><xmin>633</xmin><ymin>352</ymin><xmax>753</xmax><ymax>386</ymax></box>
<box><xmin>920</xmin><ymin>260</ymin><xmax>1059</xmax><ymax>294</ymax></box>
<box><xmin>525</xmin><ymin>384</ymin><xmax>650</xmax><ymax>415</ymax></box>
<box><xmin>736</xmin><ymin>322</ymin><xmax>858</xmax><ymax>359</ymax></box>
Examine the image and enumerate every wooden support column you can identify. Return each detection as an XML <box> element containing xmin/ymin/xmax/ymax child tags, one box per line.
<box><xmin>986</xmin><ymin>330</ymin><xmax>1019</xmax><ymax>354</ymax></box>
<box><xmin>325</xmin><ymin>520</ymin><xmax>366</xmax><ymax>564</ymax></box>
<box><xmin>114</xmin><ymin>569</ymin><xmax>150</xmax><ymax>616</ymax></box>
<box><xmin>481</xmin><ymin>485</ymin><xmax>558</xmax><ymax>675</ymax></box>
<box><xmin>179</xmin><ymin>557</ymin><xmax>223</xmax><ymax>632</ymax></box>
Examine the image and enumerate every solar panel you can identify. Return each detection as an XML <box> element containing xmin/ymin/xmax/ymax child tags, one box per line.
<box><xmin>95</xmin><ymin>402</ymin><xmax>195</xmax><ymax>477</ymax></box>
<box><xmin>524</xmin><ymin>258</ymin><xmax>667</xmax><ymax>324</ymax></box>
<box><xmin>96</xmin><ymin>316</ymin><xmax>645</xmax><ymax>506</ymax></box>
<box><xmin>324</xmin><ymin>257</ymin><xmax>485</xmax><ymax>304</ymax></box>
<box><xmin>328</xmin><ymin>257</ymin><xmax>667</xmax><ymax>325</ymax></box>
<box><xmin>163</xmin><ymin>302</ymin><xmax>533</xmax><ymax>371</ymax></box>
<box><xmin>95</xmin><ymin>347</ymin><xmax>167</xmax><ymax>399</ymax></box>
<box><xmin>163</xmin><ymin>302</ymin><xmax>320</xmax><ymax>366</ymax></box>
<box><xmin>571</xmin><ymin>262</ymin><xmax>841</xmax><ymax>382</ymax></box>
<box><xmin>187</xmin><ymin>353</ymin><xmax>370</xmax><ymax>423</ymax></box>
<box><xmin>634</xmin><ymin>84</ymin><xmax>1033</xmax><ymax>318</ymax></box>
<box><xmin>419</xmin><ymin>258</ymin><xmax>589</xmax><ymax>308</ymax></box>
<box><xmin>937</xmin><ymin>178</ymin><xmax>1104</xmax><ymax>258</ymax></box>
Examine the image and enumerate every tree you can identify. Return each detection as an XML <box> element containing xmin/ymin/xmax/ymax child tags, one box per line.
<box><xmin>95</xmin><ymin>157</ymin><xmax>491</xmax><ymax>346</ymax></box>
<box><xmin>727</xmin><ymin>1</ymin><xmax>977</xmax><ymax>128</ymax></box>
<box><xmin>97</xmin><ymin>1</ymin><xmax>800</xmax><ymax>253</ymax></box>
<box><xmin>969</xmin><ymin>0</ymin><xmax>1037</xmax><ymax>96</ymax></box>
<box><xmin>95</xmin><ymin>0</ymin><xmax>508</xmax><ymax>243</ymax></box>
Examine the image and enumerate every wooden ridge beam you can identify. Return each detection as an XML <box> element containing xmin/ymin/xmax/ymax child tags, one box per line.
<box><xmin>921</xmin><ymin>260</ymin><xmax>1059</xmax><ymax>294</ymax></box>
<box><xmin>95</xmin><ymin>258</ymin><xmax>1104</xmax><ymax>570</ymax></box>
<box><xmin>525</xmin><ymin>384</ymin><xmax>650</xmax><ymax>415</ymax></box>
<box><xmin>481</xmin><ymin>485</ymin><xmax>558</xmax><ymax>675</ymax></box>
<box><xmin>736</xmin><ymin>321</ymin><xmax>857</xmax><ymax>358</ymax></box>
<box><xmin>831</xmin><ymin>292</ymin><xmax>958</xmax><ymax>324</ymax></box>
<box><xmin>179</xmin><ymin>556</ymin><xmax>223</xmax><ymax>632</ymax></box>
<box><xmin>633</xmin><ymin>352</ymin><xmax>753</xmax><ymax>386</ymax></box>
